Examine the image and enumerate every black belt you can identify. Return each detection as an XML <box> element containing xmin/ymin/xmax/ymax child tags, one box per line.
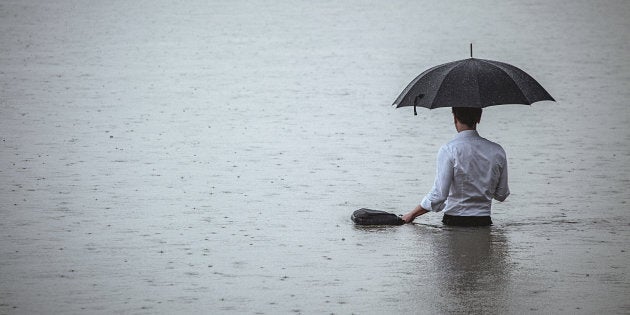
<box><xmin>442</xmin><ymin>214</ymin><xmax>492</xmax><ymax>227</ymax></box>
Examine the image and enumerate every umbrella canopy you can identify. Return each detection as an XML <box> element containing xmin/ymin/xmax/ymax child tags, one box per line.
<box><xmin>393</xmin><ymin>57</ymin><xmax>555</xmax><ymax>114</ymax></box>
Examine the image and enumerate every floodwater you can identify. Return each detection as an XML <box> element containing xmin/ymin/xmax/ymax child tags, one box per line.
<box><xmin>1</xmin><ymin>0</ymin><xmax>629</xmax><ymax>313</ymax></box>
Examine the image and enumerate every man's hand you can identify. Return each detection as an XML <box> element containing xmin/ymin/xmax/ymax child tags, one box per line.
<box><xmin>402</xmin><ymin>205</ymin><xmax>429</xmax><ymax>223</ymax></box>
<box><xmin>401</xmin><ymin>212</ymin><xmax>416</xmax><ymax>223</ymax></box>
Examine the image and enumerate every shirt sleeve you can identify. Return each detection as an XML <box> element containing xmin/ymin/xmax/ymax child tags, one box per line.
<box><xmin>493</xmin><ymin>155</ymin><xmax>510</xmax><ymax>202</ymax></box>
<box><xmin>420</xmin><ymin>145</ymin><xmax>453</xmax><ymax>212</ymax></box>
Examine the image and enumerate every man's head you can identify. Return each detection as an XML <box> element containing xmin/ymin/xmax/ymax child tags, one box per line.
<box><xmin>452</xmin><ymin>107</ymin><xmax>482</xmax><ymax>130</ymax></box>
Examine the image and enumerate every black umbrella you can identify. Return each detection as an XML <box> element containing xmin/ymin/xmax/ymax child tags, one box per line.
<box><xmin>393</xmin><ymin>47</ymin><xmax>554</xmax><ymax>115</ymax></box>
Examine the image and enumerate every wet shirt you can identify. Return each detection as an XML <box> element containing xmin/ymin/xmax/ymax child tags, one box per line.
<box><xmin>421</xmin><ymin>130</ymin><xmax>509</xmax><ymax>216</ymax></box>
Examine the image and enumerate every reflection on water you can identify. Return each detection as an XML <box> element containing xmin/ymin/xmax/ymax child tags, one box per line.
<box><xmin>411</xmin><ymin>226</ymin><xmax>510</xmax><ymax>313</ymax></box>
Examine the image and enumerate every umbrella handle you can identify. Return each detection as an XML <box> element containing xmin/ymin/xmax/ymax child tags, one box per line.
<box><xmin>413</xmin><ymin>94</ymin><xmax>424</xmax><ymax>116</ymax></box>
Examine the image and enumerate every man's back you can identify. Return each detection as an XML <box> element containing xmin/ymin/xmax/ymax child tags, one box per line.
<box><xmin>442</xmin><ymin>130</ymin><xmax>509</xmax><ymax>216</ymax></box>
<box><xmin>420</xmin><ymin>130</ymin><xmax>509</xmax><ymax>217</ymax></box>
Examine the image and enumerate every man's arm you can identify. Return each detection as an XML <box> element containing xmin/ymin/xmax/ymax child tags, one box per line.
<box><xmin>493</xmin><ymin>155</ymin><xmax>510</xmax><ymax>201</ymax></box>
<box><xmin>402</xmin><ymin>146</ymin><xmax>453</xmax><ymax>223</ymax></box>
<box><xmin>402</xmin><ymin>204</ymin><xmax>428</xmax><ymax>223</ymax></box>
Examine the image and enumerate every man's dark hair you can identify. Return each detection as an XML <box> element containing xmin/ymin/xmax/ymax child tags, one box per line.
<box><xmin>452</xmin><ymin>107</ymin><xmax>482</xmax><ymax>127</ymax></box>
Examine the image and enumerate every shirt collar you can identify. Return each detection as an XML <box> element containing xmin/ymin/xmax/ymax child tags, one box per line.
<box><xmin>455</xmin><ymin>130</ymin><xmax>480</xmax><ymax>139</ymax></box>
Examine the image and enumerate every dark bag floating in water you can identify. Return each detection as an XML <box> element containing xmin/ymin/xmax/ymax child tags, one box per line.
<box><xmin>351</xmin><ymin>208</ymin><xmax>404</xmax><ymax>226</ymax></box>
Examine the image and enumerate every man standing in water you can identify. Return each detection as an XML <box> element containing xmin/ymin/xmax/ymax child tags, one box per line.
<box><xmin>402</xmin><ymin>107</ymin><xmax>510</xmax><ymax>226</ymax></box>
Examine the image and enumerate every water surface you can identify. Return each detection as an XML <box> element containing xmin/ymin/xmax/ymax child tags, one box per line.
<box><xmin>1</xmin><ymin>0</ymin><xmax>629</xmax><ymax>313</ymax></box>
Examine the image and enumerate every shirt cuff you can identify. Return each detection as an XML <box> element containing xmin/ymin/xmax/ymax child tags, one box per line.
<box><xmin>420</xmin><ymin>196</ymin><xmax>434</xmax><ymax>212</ymax></box>
<box><xmin>494</xmin><ymin>190</ymin><xmax>510</xmax><ymax>202</ymax></box>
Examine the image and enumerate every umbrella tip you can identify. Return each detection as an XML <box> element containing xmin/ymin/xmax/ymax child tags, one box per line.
<box><xmin>470</xmin><ymin>43</ymin><xmax>473</xmax><ymax>58</ymax></box>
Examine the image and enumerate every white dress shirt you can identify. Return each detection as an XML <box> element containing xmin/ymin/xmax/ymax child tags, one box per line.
<box><xmin>420</xmin><ymin>130</ymin><xmax>509</xmax><ymax>216</ymax></box>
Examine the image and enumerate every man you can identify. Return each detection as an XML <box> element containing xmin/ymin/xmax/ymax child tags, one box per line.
<box><xmin>401</xmin><ymin>107</ymin><xmax>509</xmax><ymax>226</ymax></box>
